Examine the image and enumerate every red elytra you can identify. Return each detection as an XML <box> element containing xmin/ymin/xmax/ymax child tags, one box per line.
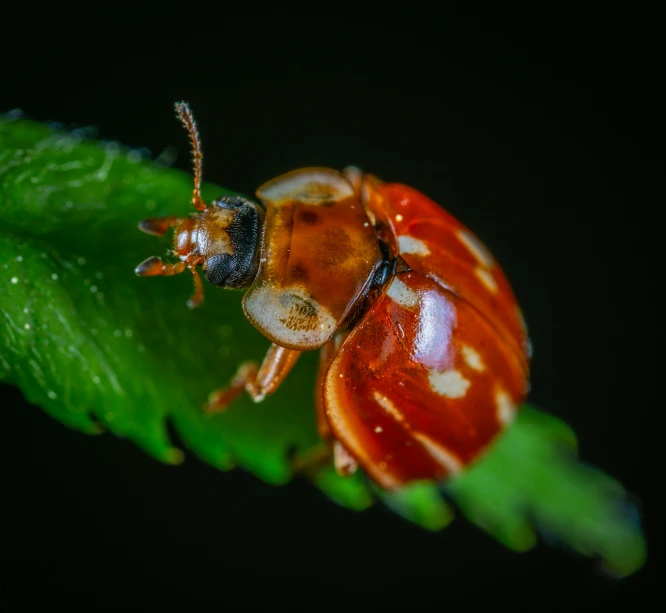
<box><xmin>136</xmin><ymin>103</ymin><xmax>531</xmax><ymax>490</ymax></box>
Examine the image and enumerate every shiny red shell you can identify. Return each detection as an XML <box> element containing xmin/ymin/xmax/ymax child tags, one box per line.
<box><xmin>312</xmin><ymin>172</ymin><xmax>531</xmax><ymax>489</ymax></box>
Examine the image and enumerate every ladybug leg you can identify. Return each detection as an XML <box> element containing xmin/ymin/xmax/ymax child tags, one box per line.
<box><xmin>289</xmin><ymin>441</ymin><xmax>358</xmax><ymax>478</ymax></box>
<box><xmin>290</xmin><ymin>443</ymin><xmax>332</xmax><ymax>476</ymax></box>
<box><xmin>135</xmin><ymin>256</ymin><xmax>186</xmax><ymax>276</ymax></box>
<box><xmin>204</xmin><ymin>343</ymin><xmax>301</xmax><ymax>414</ymax></box>
<box><xmin>204</xmin><ymin>361</ymin><xmax>258</xmax><ymax>413</ymax></box>
<box><xmin>333</xmin><ymin>441</ymin><xmax>358</xmax><ymax>476</ymax></box>
<box><xmin>138</xmin><ymin>216</ymin><xmax>184</xmax><ymax>236</ymax></box>
<box><xmin>135</xmin><ymin>255</ymin><xmax>205</xmax><ymax>309</ymax></box>
<box><xmin>289</xmin><ymin>441</ymin><xmax>357</xmax><ymax>478</ymax></box>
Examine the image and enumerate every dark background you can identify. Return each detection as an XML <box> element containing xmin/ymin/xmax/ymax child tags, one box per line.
<box><xmin>1</xmin><ymin>9</ymin><xmax>661</xmax><ymax>611</ymax></box>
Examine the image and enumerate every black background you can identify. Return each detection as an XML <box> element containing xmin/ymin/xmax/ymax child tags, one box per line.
<box><xmin>0</xmin><ymin>8</ymin><xmax>661</xmax><ymax>612</ymax></box>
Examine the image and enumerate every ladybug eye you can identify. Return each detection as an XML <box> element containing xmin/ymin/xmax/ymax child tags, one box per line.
<box><xmin>201</xmin><ymin>198</ymin><xmax>263</xmax><ymax>290</ymax></box>
<box><xmin>204</xmin><ymin>253</ymin><xmax>244</xmax><ymax>287</ymax></box>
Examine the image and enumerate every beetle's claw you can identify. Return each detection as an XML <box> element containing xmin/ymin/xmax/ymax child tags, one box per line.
<box><xmin>138</xmin><ymin>216</ymin><xmax>183</xmax><ymax>236</ymax></box>
<box><xmin>186</xmin><ymin>265</ymin><xmax>205</xmax><ymax>308</ymax></box>
<box><xmin>187</xmin><ymin>295</ymin><xmax>204</xmax><ymax>309</ymax></box>
<box><xmin>135</xmin><ymin>257</ymin><xmax>186</xmax><ymax>277</ymax></box>
<box><xmin>135</xmin><ymin>256</ymin><xmax>164</xmax><ymax>276</ymax></box>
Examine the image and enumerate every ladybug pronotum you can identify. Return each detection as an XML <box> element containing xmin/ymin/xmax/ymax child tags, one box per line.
<box><xmin>135</xmin><ymin>102</ymin><xmax>531</xmax><ymax>490</ymax></box>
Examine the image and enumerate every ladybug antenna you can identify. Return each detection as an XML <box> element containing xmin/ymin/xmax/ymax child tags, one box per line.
<box><xmin>175</xmin><ymin>101</ymin><xmax>207</xmax><ymax>212</ymax></box>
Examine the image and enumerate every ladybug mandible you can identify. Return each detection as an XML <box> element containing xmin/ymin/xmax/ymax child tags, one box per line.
<box><xmin>135</xmin><ymin>102</ymin><xmax>531</xmax><ymax>490</ymax></box>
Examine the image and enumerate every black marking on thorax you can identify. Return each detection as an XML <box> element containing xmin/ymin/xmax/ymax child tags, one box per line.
<box><xmin>340</xmin><ymin>238</ymin><xmax>402</xmax><ymax>332</ymax></box>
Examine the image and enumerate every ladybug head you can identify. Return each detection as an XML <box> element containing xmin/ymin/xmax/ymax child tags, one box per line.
<box><xmin>135</xmin><ymin>102</ymin><xmax>264</xmax><ymax>308</ymax></box>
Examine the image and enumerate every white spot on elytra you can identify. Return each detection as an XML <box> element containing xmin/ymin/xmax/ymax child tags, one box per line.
<box><xmin>428</xmin><ymin>369</ymin><xmax>470</xmax><ymax>398</ymax></box>
<box><xmin>458</xmin><ymin>230</ymin><xmax>494</xmax><ymax>267</ymax></box>
<box><xmin>374</xmin><ymin>426</ymin><xmax>383</xmax><ymax>433</ymax></box>
<box><xmin>51</xmin><ymin>273</ymin><xmax>58</xmax><ymax>280</ymax></box>
<box><xmin>373</xmin><ymin>392</ymin><xmax>406</xmax><ymax>422</ymax></box>
<box><xmin>16</xmin><ymin>256</ymin><xmax>23</xmax><ymax>262</ymax></box>
<box><xmin>413</xmin><ymin>432</ymin><xmax>463</xmax><ymax>474</ymax></box>
<box><xmin>395</xmin><ymin>214</ymin><xmax>404</xmax><ymax>222</ymax></box>
<box><xmin>461</xmin><ymin>345</ymin><xmax>485</xmax><ymax>372</ymax></box>
<box><xmin>386</xmin><ymin>277</ymin><xmax>419</xmax><ymax>308</ymax></box>
<box><xmin>398</xmin><ymin>235</ymin><xmax>430</xmax><ymax>257</ymax></box>
<box><xmin>495</xmin><ymin>389</ymin><xmax>517</xmax><ymax>425</ymax></box>
<box><xmin>475</xmin><ymin>266</ymin><xmax>498</xmax><ymax>293</ymax></box>
<box><xmin>10</xmin><ymin>277</ymin><xmax>18</xmax><ymax>284</ymax></box>
<box><xmin>47</xmin><ymin>390</ymin><xmax>57</xmax><ymax>399</ymax></box>
<box><xmin>24</xmin><ymin>323</ymin><xmax>30</xmax><ymax>329</ymax></box>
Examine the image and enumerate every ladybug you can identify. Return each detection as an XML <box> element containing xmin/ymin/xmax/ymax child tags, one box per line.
<box><xmin>135</xmin><ymin>102</ymin><xmax>531</xmax><ymax>490</ymax></box>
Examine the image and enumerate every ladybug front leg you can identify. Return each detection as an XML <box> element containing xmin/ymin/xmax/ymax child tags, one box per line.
<box><xmin>138</xmin><ymin>216</ymin><xmax>185</xmax><ymax>236</ymax></box>
<box><xmin>204</xmin><ymin>343</ymin><xmax>301</xmax><ymax>414</ymax></box>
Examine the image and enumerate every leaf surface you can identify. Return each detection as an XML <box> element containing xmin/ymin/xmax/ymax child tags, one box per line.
<box><xmin>0</xmin><ymin>115</ymin><xmax>645</xmax><ymax>576</ymax></box>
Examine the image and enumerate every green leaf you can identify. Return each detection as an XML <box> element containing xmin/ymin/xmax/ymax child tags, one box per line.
<box><xmin>0</xmin><ymin>114</ymin><xmax>646</xmax><ymax>577</ymax></box>
<box><xmin>446</xmin><ymin>407</ymin><xmax>646</xmax><ymax>577</ymax></box>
